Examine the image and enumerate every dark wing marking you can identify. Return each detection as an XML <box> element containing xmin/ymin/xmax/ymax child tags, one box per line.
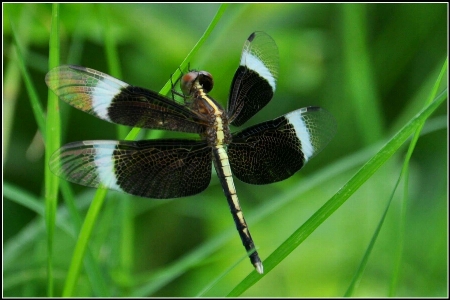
<box><xmin>50</xmin><ymin>139</ymin><xmax>211</xmax><ymax>198</ymax></box>
<box><xmin>228</xmin><ymin>107</ymin><xmax>336</xmax><ymax>184</ymax></box>
<box><xmin>227</xmin><ymin>32</ymin><xmax>279</xmax><ymax>127</ymax></box>
<box><xmin>45</xmin><ymin>65</ymin><xmax>206</xmax><ymax>133</ymax></box>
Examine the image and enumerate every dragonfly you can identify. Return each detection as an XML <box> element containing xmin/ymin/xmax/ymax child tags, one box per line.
<box><xmin>45</xmin><ymin>31</ymin><xmax>336</xmax><ymax>274</ymax></box>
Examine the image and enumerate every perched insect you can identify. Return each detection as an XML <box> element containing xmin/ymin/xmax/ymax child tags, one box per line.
<box><xmin>46</xmin><ymin>32</ymin><xmax>336</xmax><ymax>274</ymax></box>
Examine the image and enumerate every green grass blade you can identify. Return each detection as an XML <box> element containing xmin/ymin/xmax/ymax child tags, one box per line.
<box><xmin>62</xmin><ymin>188</ymin><xmax>108</xmax><ymax>296</ymax></box>
<box><xmin>100</xmin><ymin>4</ymin><xmax>122</xmax><ymax>79</ymax></box>
<box><xmin>8</xmin><ymin>13</ymin><xmax>46</xmax><ymax>140</ymax></box>
<box><xmin>3</xmin><ymin>182</ymin><xmax>79</xmax><ymax>239</ymax></box>
<box><xmin>344</xmin><ymin>57</ymin><xmax>447</xmax><ymax>297</ymax></box>
<box><xmin>195</xmin><ymin>254</ymin><xmax>249</xmax><ymax>297</ymax></box>
<box><xmin>228</xmin><ymin>88</ymin><xmax>447</xmax><ymax>297</ymax></box>
<box><xmin>341</xmin><ymin>4</ymin><xmax>384</xmax><ymax>145</ymax></box>
<box><xmin>3</xmin><ymin>182</ymin><xmax>108</xmax><ymax>296</ymax></box>
<box><xmin>60</xmin><ymin>188</ymin><xmax>110</xmax><ymax>296</ymax></box>
<box><xmin>3</xmin><ymin>187</ymin><xmax>99</xmax><ymax>270</ymax></box>
<box><xmin>344</xmin><ymin>183</ymin><xmax>398</xmax><ymax>296</ymax></box>
<box><xmin>100</xmin><ymin>4</ymin><xmax>125</xmax><ymax>141</ymax></box>
<box><xmin>389</xmin><ymin>57</ymin><xmax>448</xmax><ymax>296</ymax></box>
<box><xmin>44</xmin><ymin>3</ymin><xmax>61</xmax><ymax>297</ymax></box>
<box><xmin>4</xmin><ymin>182</ymin><xmax>45</xmax><ymax>216</ymax></box>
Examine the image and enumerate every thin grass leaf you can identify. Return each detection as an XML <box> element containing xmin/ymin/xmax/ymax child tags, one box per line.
<box><xmin>344</xmin><ymin>183</ymin><xmax>398</xmax><ymax>296</ymax></box>
<box><xmin>4</xmin><ymin>4</ymin><xmax>44</xmax><ymax>163</ymax></box>
<box><xmin>190</xmin><ymin>4</ymin><xmax>247</xmax><ymax>69</ymax></box>
<box><xmin>44</xmin><ymin>3</ymin><xmax>61</xmax><ymax>297</ymax></box>
<box><xmin>4</xmin><ymin>182</ymin><xmax>45</xmax><ymax>216</ymax></box>
<box><xmin>8</xmin><ymin>13</ymin><xmax>46</xmax><ymax>140</ymax></box>
<box><xmin>228</xmin><ymin>88</ymin><xmax>447</xmax><ymax>297</ymax></box>
<box><xmin>344</xmin><ymin>57</ymin><xmax>447</xmax><ymax>297</ymax></box>
<box><xmin>57</xmin><ymin>184</ymin><xmax>111</xmax><ymax>297</ymax></box>
<box><xmin>3</xmin><ymin>182</ymin><xmax>79</xmax><ymax>239</ymax></box>
<box><xmin>62</xmin><ymin>188</ymin><xmax>108</xmax><ymax>296</ymax></box>
<box><xmin>390</xmin><ymin>60</ymin><xmax>448</xmax><ymax>135</ymax></box>
<box><xmin>4</xmin><ymin>184</ymin><xmax>108</xmax><ymax>296</ymax></box>
<box><xmin>3</xmin><ymin>187</ymin><xmax>99</xmax><ymax>270</ymax></box>
<box><xmin>341</xmin><ymin>4</ymin><xmax>384</xmax><ymax>145</ymax></box>
<box><xmin>100</xmin><ymin>3</ymin><xmax>126</xmax><ymax>142</ymax></box>
<box><xmin>389</xmin><ymin>57</ymin><xmax>448</xmax><ymax>296</ymax></box>
<box><xmin>100</xmin><ymin>4</ymin><xmax>122</xmax><ymax>80</ymax></box>
<box><xmin>195</xmin><ymin>254</ymin><xmax>250</xmax><ymax>297</ymax></box>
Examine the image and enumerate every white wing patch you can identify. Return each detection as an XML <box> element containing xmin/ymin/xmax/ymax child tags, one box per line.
<box><xmin>90</xmin><ymin>72</ymin><xmax>129</xmax><ymax>122</ymax></box>
<box><xmin>285</xmin><ymin>110</ymin><xmax>314</xmax><ymax>162</ymax></box>
<box><xmin>91</xmin><ymin>141</ymin><xmax>124</xmax><ymax>192</ymax></box>
<box><xmin>241</xmin><ymin>52</ymin><xmax>277</xmax><ymax>92</ymax></box>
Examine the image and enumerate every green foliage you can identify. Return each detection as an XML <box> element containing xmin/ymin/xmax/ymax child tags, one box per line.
<box><xmin>3</xmin><ymin>3</ymin><xmax>447</xmax><ymax>297</ymax></box>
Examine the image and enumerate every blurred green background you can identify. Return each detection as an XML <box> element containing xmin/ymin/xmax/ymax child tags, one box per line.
<box><xmin>3</xmin><ymin>3</ymin><xmax>447</xmax><ymax>297</ymax></box>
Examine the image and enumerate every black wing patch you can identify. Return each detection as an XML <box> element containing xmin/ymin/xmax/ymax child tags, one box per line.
<box><xmin>228</xmin><ymin>107</ymin><xmax>336</xmax><ymax>184</ymax></box>
<box><xmin>50</xmin><ymin>139</ymin><xmax>212</xmax><ymax>199</ymax></box>
<box><xmin>227</xmin><ymin>32</ymin><xmax>279</xmax><ymax>127</ymax></box>
<box><xmin>45</xmin><ymin>65</ymin><xmax>206</xmax><ymax>133</ymax></box>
